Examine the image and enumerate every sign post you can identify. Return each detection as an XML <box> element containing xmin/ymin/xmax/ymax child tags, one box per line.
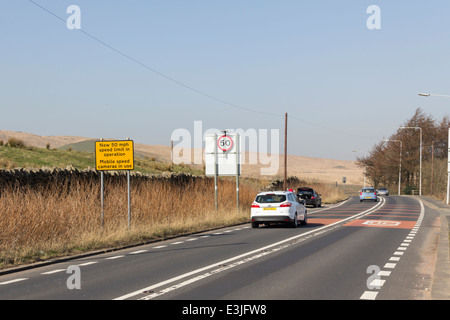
<box><xmin>205</xmin><ymin>132</ymin><xmax>241</xmax><ymax>211</ymax></box>
<box><xmin>95</xmin><ymin>139</ymin><xmax>134</xmax><ymax>229</ymax></box>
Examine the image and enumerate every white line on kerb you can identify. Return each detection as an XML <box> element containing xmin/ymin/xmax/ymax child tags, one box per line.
<box><xmin>114</xmin><ymin>198</ymin><xmax>385</xmax><ymax>300</ymax></box>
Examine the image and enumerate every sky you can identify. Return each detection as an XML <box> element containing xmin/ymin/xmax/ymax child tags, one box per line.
<box><xmin>2</xmin><ymin>1</ymin><xmax>450</xmax><ymax>161</ymax></box>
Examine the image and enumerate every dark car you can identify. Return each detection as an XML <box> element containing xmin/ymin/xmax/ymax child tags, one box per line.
<box><xmin>297</xmin><ymin>187</ymin><xmax>322</xmax><ymax>207</ymax></box>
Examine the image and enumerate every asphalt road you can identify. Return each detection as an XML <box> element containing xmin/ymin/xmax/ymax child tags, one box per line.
<box><xmin>0</xmin><ymin>195</ymin><xmax>440</xmax><ymax>303</ymax></box>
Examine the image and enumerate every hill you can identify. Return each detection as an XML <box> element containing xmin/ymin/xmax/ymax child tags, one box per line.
<box><xmin>0</xmin><ymin>130</ymin><xmax>364</xmax><ymax>184</ymax></box>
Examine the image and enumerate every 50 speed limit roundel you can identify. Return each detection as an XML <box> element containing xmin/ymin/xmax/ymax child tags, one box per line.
<box><xmin>217</xmin><ymin>135</ymin><xmax>234</xmax><ymax>152</ymax></box>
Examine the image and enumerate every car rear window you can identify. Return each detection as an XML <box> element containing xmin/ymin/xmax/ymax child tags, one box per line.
<box><xmin>362</xmin><ymin>188</ymin><xmax>375</xmax><ymax>193</ymax></box>
<box><xmin>255</xmin><ymin>194</ymin><xmax>286</xmax><ymax>203</ymax></box>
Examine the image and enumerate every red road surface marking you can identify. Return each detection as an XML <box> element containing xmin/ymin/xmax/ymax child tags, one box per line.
<box><xmin>344</xmin><ymin>219</ymin><xmax>416</xmax><ymax>229</ymax></box>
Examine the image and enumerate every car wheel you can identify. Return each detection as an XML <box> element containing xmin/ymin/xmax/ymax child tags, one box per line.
<box><xmin>318</xmin><ymin>201</ymin><xmax>322</xmax><ymax>207</ymax></box>
<box><xmin>291</xmin><ymin>214</ymin><xmax>298</xmax><ymax>228</ymax></box>
<box><xmin>251</xmin><ymin>221</ymin><xmax>259</xmax><ymax>228</ymax></box>
<box><xmin>300</xmin><ymin>212</ymin><xmax>307</xmax><ymax>225</ymax></box>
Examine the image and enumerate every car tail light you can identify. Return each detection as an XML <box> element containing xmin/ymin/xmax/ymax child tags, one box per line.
<box><xmin>360</xmin><ymin>192</ymin><xmax>362</xmax><ymax>195</ymax></box>
<box><xmin>280</xmin><ymin>202</ymin><xmax>291</xmax><ymax>207</ymax></box>
<box><xmin>374</xmin><ymin>192</ymin><xmax>377</xmax><ymax>195</ymax></box>
<box><xmin>251</xmin><ymin>203</ymin><xmax>260</xmax><ymax>208</ymax></box>
<box><xmin>311</xmin><ymin>196</ymin><xmax>315</xmax><ymax>199</ymax></box>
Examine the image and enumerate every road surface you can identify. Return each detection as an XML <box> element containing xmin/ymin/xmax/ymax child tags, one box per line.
<box><xmin>0</xmin><ymin>195</ymin><xmax>441</xmax><ymax>307</ymax></box>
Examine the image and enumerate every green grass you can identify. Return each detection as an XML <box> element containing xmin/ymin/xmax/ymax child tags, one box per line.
<box><xmin>0</xmin><ymin>144</ymin><xmax>204</xmax><ymax>175</ymax></box>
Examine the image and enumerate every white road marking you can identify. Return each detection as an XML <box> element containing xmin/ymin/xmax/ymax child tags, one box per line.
<box><xmin>130</xmin><ymin>250</ymin><xmax>148</xmax><ymax>254</ymax></box>
<box><xmin>106</xmin><ymin>255</ymin><xmax>125</xmax><ymax>260</ymax></box>
<box><xmin>41</xmin><ymin>269</ymin><xmax>66</xmax><ymax>274</ymax></box>
<box><xmin>0</xmin><ymin>278</ymin><xmax>28</xmax><ymax>285</ymax></box>
<box><xmin>78</xmin><ymin>261</ymin><xmax>98</xmax><ymax>266</ymax></box>
<box><xmin>360</xmin><ymin>198</ymin><xmax>425</xmax><ymax>300</ymax></box>
<box><xmin>360</xmin><ymin>291</ymin><xmax>378</xmax><ymax>300</ymax></box>
<box><xmin>115</xmin><ymin>198</ymin><xmax>386</xmax><ymax>300</ymax></box>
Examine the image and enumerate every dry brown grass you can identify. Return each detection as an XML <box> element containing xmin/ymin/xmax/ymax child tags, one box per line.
<box><xmin>0</xmin><ymin>174</ymin><xmax>347</xmax><ymax>270</ymax></box>
<box><xmin>0</xmin><ymin>176</ymin><xmax>259</xmax><ymax>269</ymax></box>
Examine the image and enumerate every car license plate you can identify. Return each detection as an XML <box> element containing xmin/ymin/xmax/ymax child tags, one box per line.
<box><xmin>365</xmin><ymin>196</ymin><xmax>372</xmax><ymax>199</ymax></box>
<box><xmin>263</xmin><ymin>208</ymin><xmax>276</xmax><ymax>210</ymax></box>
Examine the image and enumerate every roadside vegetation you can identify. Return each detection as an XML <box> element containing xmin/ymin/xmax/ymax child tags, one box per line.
<box><xmin>356</xmin><ymin>108</ymin><xmax>450</xmax><ymax>200</ymax></box>
<box><xmin>0</xmin><ymin>138</ymin><xmax>348</xmax><ymax>269</ymax></box>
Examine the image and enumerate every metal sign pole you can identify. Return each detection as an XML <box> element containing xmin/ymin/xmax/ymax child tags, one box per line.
<box><xmin>127</xmin><ymin>137</ymin><xmax>131</xmax><ymax>229</ymax></box>
<box><xmin>127</xmin><ymin>170</ymin><xmax>131</xmax><ymax>229</ymax></box>
<box><xmin>101</xmin><ymin>171</ymin><xmax>104</xmax><ymax>227</ymax></box>
<box><xmin>214</xmin><ymin>133</ymin><xmax>218</xmax><ymax>211</ymax></box>
<box><xmin>236</xmin><ymin>133</ymin><xmax>240</xmax><ymax>211</ymax></box>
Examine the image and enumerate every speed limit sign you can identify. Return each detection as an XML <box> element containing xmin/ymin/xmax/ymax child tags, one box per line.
<box><xmin>217</xmin><ymin>134</ymin><xmax>234</xmax><ymax>152</ymax></box>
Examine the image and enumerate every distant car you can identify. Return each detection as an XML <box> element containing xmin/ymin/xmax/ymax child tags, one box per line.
<box><xmin>251</xmin><ymin>191</ymin><xmax>307</xmax><ymax>228</ymax></box>
<box><xmin>360</xmin><ymin>187</ymin><xmax>377</xmax><ymax>202</ymax></box>
<box><xmin>297</xmin><ymin>187</ymin><xmax>322</xmax><ymax>207</ymax></box>
<box><xmin>377</xmin><ymin>188</ymin><xmax>389</xmax><ymax>196</ymax></box>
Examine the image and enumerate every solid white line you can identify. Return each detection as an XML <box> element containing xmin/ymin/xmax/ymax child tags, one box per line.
<box><xmin>114</xmin><ymin>198</ymin><xmax>386</xmax><ymax>300</ymax></box>
<box><xmin>0</xmin><ymin>278</ymin><xmax>28</xmax><ymax>285</ymax></box>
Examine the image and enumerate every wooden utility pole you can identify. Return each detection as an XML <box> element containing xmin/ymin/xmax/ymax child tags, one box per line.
<box><xmin>284</xmin><ymin>112</ymin><xmax>288</xmax><ymax>191</ymax></box>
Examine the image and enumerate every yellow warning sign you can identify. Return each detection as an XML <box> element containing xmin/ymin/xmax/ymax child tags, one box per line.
<box><xmin>95</xmin><ymin>140</ymin><xmax>134</xmax><ymax>171</ymax></box>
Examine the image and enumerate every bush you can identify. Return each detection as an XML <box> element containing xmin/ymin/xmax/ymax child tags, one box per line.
<box><xmin>7</xmin><ymin>138</ymin><xmax>26</xmax><ymax>148</ymax></box>
<box><xmin>403</xmin><ymin>184</ymin><xmax>417</xmax><ymax>195</ymax></box>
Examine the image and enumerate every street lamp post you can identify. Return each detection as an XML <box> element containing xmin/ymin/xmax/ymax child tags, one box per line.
<box><xmin>399</xmin><ymin>126</ymin><xmax>422</xmax><ymax>196</ymax></box>
<box><xmin>382</xmin><ymin>139</ymin><xmax>402</xmax><ymax>195</ymax></box>
<box><xmin>418</xmin><ymin>92</ymin><xmax>450</xmax><ymax>204</ymax></box>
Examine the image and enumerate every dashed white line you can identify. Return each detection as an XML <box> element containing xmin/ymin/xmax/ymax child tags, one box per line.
<box><xmin>78</xmin><ymin>261</ymin><xmax>98</xmax><ymax>266</ymax></box>
<box><xmin>41</xmin><ymin>269</ymin><xmax>66</xmax><ymax>275</ymax></box>
<box><xmin>360</xmin><ymin>291</ymin><xmax>378</xmax><ymax>300</ymax></box>
<box><xmin>106</xmin><ymin>255</ymin><xmax>125</xmax><ymax>260</ymax></box>
<box><xmin>0</xmin><ymin>278</ymin><xmax>28</xmax><ymax>285</ymax></box>
<box><xmin>130</xmin><ymin>250</ymin><xmax>148</xmax><ymax>254</ymax></box>
<box><xmin>360</xmin><ymin>198</ymin><xmax>425</xmax><ymax>300</ymax></box>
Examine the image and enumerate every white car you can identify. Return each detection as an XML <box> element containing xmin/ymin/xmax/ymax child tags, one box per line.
<box><xmin>250</xmin><ymin>191</ymin><xmax>307</xmax><ymax>228</ymax></box>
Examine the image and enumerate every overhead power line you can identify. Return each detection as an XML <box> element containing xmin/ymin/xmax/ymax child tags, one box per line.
<box><xmin>27</xmin><ymin>0</ymin><xmax>377</xmax><ymax>142</ymax></box>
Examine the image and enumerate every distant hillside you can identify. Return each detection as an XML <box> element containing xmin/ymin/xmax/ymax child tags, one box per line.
<box><xmin>0</xmin><ymin>130</ymin><xmax>364</xmax><ymax>184</ymax></box>
<box><xmin>0</xmin><ymin>130</ymin><xmax>88</xmax><ymax>149</ymax></box>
